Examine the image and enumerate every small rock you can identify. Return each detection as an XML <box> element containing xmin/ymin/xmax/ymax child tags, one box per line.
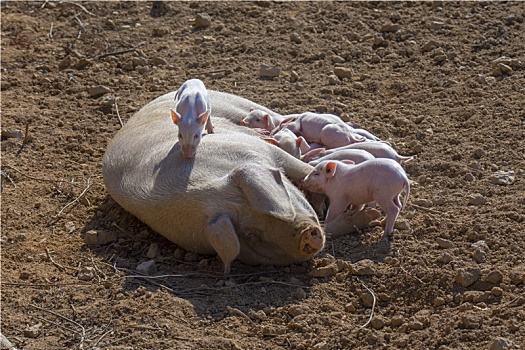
<box><xmin>136</xmin><ymin>260</ymin><xmax>157</xmax><ymax>275</ymax></box>
<box><xmin>88</xmin><ymin>85</ymin><xmax>112</xmax><ymax>98</ymax></box>
<box><xmin>1</xmin><ymin>129</ymin><xmax>23</xmax><ymax>140</ymax></box>
<box><xmin>309</xmin><ymin>263</ymin><xmax>338</xmax><ymax>278</ymax></box>
<box><xmin>455</xmin><ymin>268</ymin><xmax>481</xmax><ymax>287</ymax></box>
<box><xmin>509</xmin><ymin>271</ymin><xmax>524</xmax><ymax>285</ymax></box>
<box><xmin>330</xmin><ymin>54</ymin><xmax>345</xmax><ymax>64</ymax></box>
<box><xmin>422</xmin><ymin>40</ymin><xmax>439</xmax><ymax>52</ymax></box>
<box><xmin>312</xmin><ymin>342</ymin><xmax>328</xmax><ymax>350</ymax></box>
<box><xmin>333</xmin><ymin>67</ymin><xmax>353</xmax><ymax>79</ymax></box>
<box><xmin>290</xmin><ymin>32</ymin><xmax>302</xmax><ymax>44</ymax></box>
<box><xmin>84</xmin><ymin>230</ymin><xmax>117</xmax><ymax>245</ymax></box>
<box><xmin>197</xmin><ymin>259</ymin><xmax>209</xmax><ymax>269</ymax></box>
<box><xmin>65</xmin><ymin>221</ymin><xmax>76</xmax><ymax>234</ymax></box>
<box><xmin>413</xmin><ymin>198</ymin><xmax>433</xmax><ymax>208</ymax></box>
<box><xmin>259</xmin><ymin>64</ymin><xmax>280</xmax><ymax>78</ymax></box>
<box><xmin>345</xmin><ymin>303</ymin><xmax>355</xmax><ymax>312</ymax></box>
<box><xmin>328</xmin><ymin>74</ymin><xmax>341</xmax><ymax>85</ymax></box>
<box><xmin>390</xmin><ymin>315</ymin><xmax>405</xmax><ymax>327</ymax></box>
<box><xmin>436</xmin><ymin>237</ymin><xmax>454</xmax><ymax>249</ymax></box>
<box><xmin>78</xmin><ymin>266</ymin><xmax>94</xmax><ymax>281</ymax></box>
<box><xmin>380</xmin><ymin>23</ymin><xmax>400</xmax><ymax>33</ymax></box>
<box><xmin>460</xmin><ymin>313</ymin><xmax>482</xmax><ymax>329</ymax></box>
<box><xmin>24</xmin><ymin>323</ymin><xmax>42</xmax><ymax>338</ymax></box>
<box><xmin>290</xmin><ymin>70</ymin><xmax>299</xmax><ymax>82</ymax></box>
<box><xmin>150</xmin><ymin>57</ymin><xmax>168</xmax><ymax>66</ymax></box>
<box><xmin>394</xmin><ymin>220</ymin><xmax>410</xmax><ymax>231</ymax></box>
<box><xmin>173</xmin><ymin>247</ymin><xmax>185</xmax><ymax>260</ymax></box>
<box><xmin>489</xmin><ymin>337</ymin><xmax>513</xmax><ymax>350</ymax></box>
<box><xmin>409</xmin><ymin>320</ymin><xmax>424</xmax><ymax>330</ymax></box>
<box><xmin>194</xmin><ymin>13</ymin><xmax>211</xmax><ymax>28</ymax></box>
<box><xmin>434</xmin><ymin>54</ymin><xmax>447</xmax><ymax>63</ymax></box>
<box><xmin>429</xmin><ymin>21</ymin><xmax>444</xmax><ymax>31</ymax></box>
<box><xmin>491</xmin><ymin>287</ymin><xmax>503</xmax><ymax>296</ymax></box>
<box><xmin>433</xmin><ymin>297</ymin><xmax>446</xmax><ymax>307</ymax></box>
<box><xmin>146</xmin><ymin>243</ymin><xmax>160</xmax><ymax>259</ymax></box>
<box><xmin>485</xmin><ymin>270</ymin><xmax>503</xmax><ymax>284</ymax></box>
<box><xmin>287</xmin><ymin>305</ymin><xmax>306</xmax><ymax>317</ymax></box>
<box><xmin>473</xmin><ymin>148</ymin><xmax>485</xmax><ymax>158</ymax></box>
<box><xmin>371</xmin><ymin>317</ymin><xmax>385</xmax><ymax>330</ymax></box>
<box><xmin>471</xmin><ymin>240</ymin><xmax>488</xmax><ymax>263</ymax></box>
<box><xmin>352</xmin><ymin>259</ymin><xmax>375</xmax><ymax>276</ymax></box>
<box><xmin>438</xmin><ymin>253</ymin><xmax>453</xmax><ymax>263</ymax></box>
<box><xmin>489</xmin><ymin>170</ymin><xmax>515</xmax><ymax>185</ymax></box>
<box><xmin>468</xmin><ymin>193</ymin><xmax>486</xmax><ymax>205</ymax></box>
<box><xmin>295</xmin><ymin>287</ymin><xmax>307</xmax><ymax>299</ymax></box>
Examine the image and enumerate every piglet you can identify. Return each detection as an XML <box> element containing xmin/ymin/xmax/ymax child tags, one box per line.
<box><xmin>304</xmin><ymin>141</ymin><xmax>413</xmax><ymax>164</ymax></box>
<box><xmin>240</xmin><ymin>108</ymin><xmax>287</xmax><ymax>131</ymax></box>
<box><xmin>264</xmin><ymin>128</ymin><xmax>310</xmax><ymax>159</ymax></box>
<box><xmin>307</xmin><ymin>149</ymin><xmax>375</xmax><ymax>166</ymax></box>
<box><xmin>301</xmin><ymin>159</ymin><xmax>410</xmax><ymax>240</ymax></box>
<box><xmin>280</xmin><ymin>112</ymin><xmax>366</xmax><ymax>148</ymax></box>
<box><xmin>170</xmin><ymin>79</ymin><xmax>214</xmax><ymax>159</ymax></box>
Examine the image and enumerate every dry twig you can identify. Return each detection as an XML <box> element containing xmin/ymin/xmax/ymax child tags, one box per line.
<box><xmin>114</xmin><ymin>99</ymin><xmax>124</xmax><ymax>127</ymax></box>
<box><xmin>357</xmin><ymin>278</ymin><xmax>376</xmax><ymax>328</ymax></box>
<box><xmin>30</xmin><ymin>304</ymin><xmax>86</xmax><ymax>347</ymax></box>
<box><xmin>226</xmin><ymin>306</ymin><xmax>257</xmax><ymax>328</ymax></box>
<box><xmin>53</xmin><ymin>178</ymin><xmax>92</xmax><ymax>218</ymax></box>
<box><xmin>46</xmin><ymin>248</ymin><xmax>80</xmax><ymax>272</ymax></box>
<box><xmin>56</xmin><ymin>1</ymin><xmax>95</xmax><ymax>16</ymax></box>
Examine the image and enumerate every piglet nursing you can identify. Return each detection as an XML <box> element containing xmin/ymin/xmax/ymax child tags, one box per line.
<box><xmin>302</xmin><ymin>159</ymin><xmax>410</xmax><ymax>240</ymax></box>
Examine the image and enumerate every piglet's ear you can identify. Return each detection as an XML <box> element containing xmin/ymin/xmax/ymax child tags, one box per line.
<box><xmin>170</xmin><ymin>109</ymin><xmax>181</xmax><ymax>125</ymax></box>
<box><xmin>198</xmin><ymin>111</ymin><xmax>209</xmax><ymax>126</ymax></box>
<box><xmin>297</xmin><ymin>136</ymin><xmax>310</xmax><ymax>153</ymax></box>
<box><xmin>324</xmin><ymin>161</ymin><xmax>337</xmax><ymax>178</ymax></box>
<box><xmin>341</xmin><ymin>160</ymin><xmax>355</xmax><ymax>165</ymax></box>
<box><xmin>263</xmin><ymin>137</ymin><xmax>279</xmax><ymax>147</ymax></box>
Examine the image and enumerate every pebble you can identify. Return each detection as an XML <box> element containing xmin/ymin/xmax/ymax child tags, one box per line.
<box><xmin>136</xmin><ymin>260</ymin><xmax>157</xmax><ymax>275</ymax></box>
<box><xmin>429</xmin><ymin>21</ymin><xmax>444</xmax><ymax>31</ymax></box>
<box><xmin>491</xmin><ymin>287</ymin><xmax>503</xmax><ymax>296</ymax></box>
<box><xmin>413</xmin><ymin>198</ymin><xmax>433</xmax><ymax>208</ymax></box>
<box><xmin>24</xmin><ymin>323</ymin><xmax>42</xmax><ymax>338</ymax></box>
<box><xmin>352</xmin><ymin>259</ymin><xmax>376</xmax><ymax>276</ymax></box>
<box><xmin>436</xmin><ymin>237</ymin><xmax>454</xmax><ymax>249</ymax></box>
<box><xmin>309</xmin><ymin>263</ymin><xmax>338</xmax><ymax>278</ymax></box>
<box><xmin>471</xmin><ymin>240</ymin><xmax>488</xmax><ymax>263</ymax></box>
<box><xmin>489</xmin><ymin>170</ymin><xmax>515</xmax><ymax>185</ymax></box>
<box><xmin>88</xmin><ymin>85</ymin><xmax>112</xmax><ymax>98</ymax></box>
<box><xmin>78</xmin><ymin>266</ymin><xmax>95</xmax><ymax>281</ymax></box>
<box><xmin>460</xmin><ymin>313</ymin><xmax>482</xmax><ymax>329</ymax></box>
<box><xmin>290</xmin><ymin>32</ymin><xmax>302</xmax><ymax>44</ymax></box>
<box><xmin>409</xmin><ymin>320</ymin><xmax>424</xmax><ymax>330</ymax></box>
<box><xmin>173</xmin><ymin>247</ymin><xmax>185</xmax><ymax>260</ymax></box>
<box><xmin>259</xmin><ymin>64</ymin><xmax>280</xmax><ymax>78</ymax></box>
<box><xmin>433</xmin><ymin>297</ymin><xmax>446</xmax><ymax>307</ymax></box>
<box><xmin>150</xmin><ymin>57</ymin><xmax>168</xmax><ymax>66</ymax></box>
<box><xmin>468</xmin><ymin>193</ymin><xmax>486</xmax><ymax>206</ymax></box>
<box><xmin>455</xmin><ymin>268</ymin><xmax>481</xmax><ymax>287</ymax></box>
<box><xmin>295</xmin><ymin>287</ymin><xmax>307</xmax><ymax>300</ymax></box>
<box><xmin>194</xmin><ymin>13</ymin><xmax>211</xmax><ymax>28</ymax></box>
<box><xmin>473</xmin><ymin>148</ymin><xmax>485</xmax><ymax>158</ymax></box>
<box><xmin>1</xmin><ymin>129</ymin><xmax>23</xmax><ymax>140</ymax></box>
<box><xmin>371</xmin><ymin>317</ymin><xmax>385</xmax><ymax>330</ymax></box>
<box><xmin>84</xmin><ymin>230</ymin><xmax>117</xmax><ymax>245</ymax></box>
<box><xmin>390</xmin><ymin>315</ymin><xmax>404</xmax><ymax>327</ymax></box>
<box><xmin>330</xmin><ymin>54</ymin><xmax>345</xmax><ymax>64</ymax></box>
<box><xmin>380</xmin><ymin>23</ymin><xmax>400</xmax><ymax>33</ymax></box>
<box><xmin>394</xmin><ymin>220</ymin><xmax>410</xmax><ymax>231</ymax></box>
<box><xmin>333</xmin><ymin>67</ymin><xmax>353</xmax><ymax>79</ymax></box>
<box><xmin>65</xmin><ymin>221</ymin><xmax>76</xmax><ymax>234</ymax></box>
<box><xmin>485</xmin><ymin>270</ymin><xmax>503</xmax><ymax>284</ymax></box>
<box><xmin>287</xmin><ymin>305</ymin><xmax>307</xmax><ymax>317</ymax></box>
<box><xmin>312</xmin><ymin>342</ymin><xmax>329</xmax><ymax>350</ymax></box>
<box><xmin>146</xmin><ymin>243</ymin><xmax>160</xmax><ymax>259</ymax></box>
<box><xmin>438</xmin><ymin>253</ymin><xmax>453</xmax><ymax>263</ymax></box>
<box><xmin>328</xmin><ymin>74</ymin><xmax>341</xmax><ymax>85</ymax></box>
<box><xmin>489</xmin><ymin>337</ymin><xmax>513</xmax><ymax>350</ymax></box>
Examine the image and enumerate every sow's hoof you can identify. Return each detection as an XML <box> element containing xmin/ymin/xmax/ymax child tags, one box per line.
<box><xmin>325</xmin><ymin>207</ymin><xmax>382</xmax><ymax>238</ymax></box>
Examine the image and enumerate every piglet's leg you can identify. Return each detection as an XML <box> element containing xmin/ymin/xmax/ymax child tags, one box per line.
<box><xmin>204</xmin><ymin>214</ymin><xmax>240</xmax><ymax>274</ymax></box>
<box><xmin>379</xmin><ymin>199</ymin><xmax>402</xmax><ymax>240</ymax></box>
<box><xmin>325</xmin><ymin>197</ymin><xmax>349</xmax><ymax>224</ymax></box>
<box><xmin>205</xmin><ymin>116</ymin><xmax>214</xmax><ymax>134</ymax></box>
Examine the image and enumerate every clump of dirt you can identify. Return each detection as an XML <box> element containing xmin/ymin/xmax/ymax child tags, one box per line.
<box><xmin>1</xmin><ymin>2</ymin><xmax>524</xmax><ymax>349</ymax></box>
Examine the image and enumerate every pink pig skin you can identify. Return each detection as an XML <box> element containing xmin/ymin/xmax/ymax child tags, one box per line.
<box><xmin>302</xmin><ymin>158</ymin><xmax>410</xmax><ymax>240</ymax></box>
<box><xmin>282</xmin><ymin>112</ymin><xmax>366</xmax><ymax>148</ymax></box>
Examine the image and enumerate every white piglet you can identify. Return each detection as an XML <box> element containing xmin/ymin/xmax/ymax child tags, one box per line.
<box><xmin>302</xmin><ymin>159</ymin><xmax>410</xmax><ymax>240</ymax></box>
<box><xmin>170</xmin><ymin>79</ymin><xmax>214</xmax><ymax>159</ymax></box>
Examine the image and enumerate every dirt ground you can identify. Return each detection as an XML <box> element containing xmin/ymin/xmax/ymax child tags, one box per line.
<box><xmin>1</xmin><ymin>1</ymin><xmax>524</xmax><ymax>349</ymax></box>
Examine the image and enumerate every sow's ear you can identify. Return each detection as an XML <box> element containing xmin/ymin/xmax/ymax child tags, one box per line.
<box><xmin>230</xmin><ymin>164</ymin><xmax>295</xmax><ymax>221</ymax></box>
